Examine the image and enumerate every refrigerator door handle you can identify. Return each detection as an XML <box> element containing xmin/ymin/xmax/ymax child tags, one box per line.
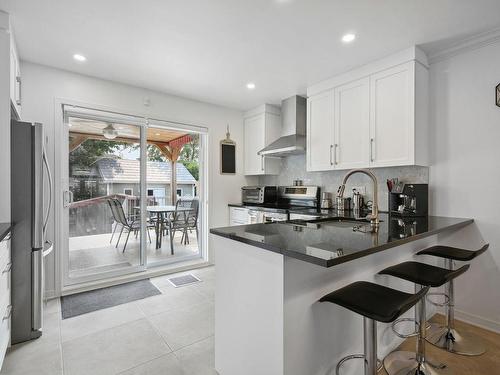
<box><xmin>42</xmin><ymin>149</ymin><xmax>53</xmax><ymax>237</ymax></box>
<box><xmin>32</xmin><ymin>249</ymin><xmax>43</xmax><ymax>330</ymax></box>
<box><xmin>43</xmin><ymin>240</ymin><xmax>54</xmax><ymax>257</ymax></box>
<box><xmin>32</xmin><ymin>123</ymin><xmax>44</xmax><ymax>250</ymax></box>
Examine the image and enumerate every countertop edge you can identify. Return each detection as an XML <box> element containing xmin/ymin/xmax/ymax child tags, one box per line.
<box><xmin>210</xmin><ymin>217</ymin><xmax>474</xmax><ymax>268</ymax></box>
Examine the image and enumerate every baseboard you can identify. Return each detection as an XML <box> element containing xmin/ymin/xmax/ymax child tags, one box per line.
<box><xmin>451</xmin><ymin>309</ymin><xmax>500</xmax><ymax>334</ymax></box>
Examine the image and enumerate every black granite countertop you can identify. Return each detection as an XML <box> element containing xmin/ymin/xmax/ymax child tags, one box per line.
<box><xmin>210</xmin><ymin>214</ymin><xmax>473</xmax><ymax>267</ymax></box>
<box><xmin>0</xmin><ymin>223</ymin><xmax>12</xmax><ymax>242</ymax></box>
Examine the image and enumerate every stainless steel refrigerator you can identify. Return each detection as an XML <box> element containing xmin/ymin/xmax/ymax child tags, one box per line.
<box><xmin>11</xmin><ymin>119</ymin><xmax>53</xmax><ymax>344</ymax></box>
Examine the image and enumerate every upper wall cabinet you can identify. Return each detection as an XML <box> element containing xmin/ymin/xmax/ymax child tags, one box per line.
<box><xmin>306</xmin><ymin>46</ymin><xmax>429</xmax><ymax>171</ymax></box>
<box><xmin>244</xmin><ymin>104</ymin><xmax>281</xmax><ymax>175</ymax></box>
<box><xmin>306</xmin><ymin>90</ymin><xmax>334</xmax><ymax>171</ymax></box>
<box><xmin>9</xmin><ymin>31</ymin><xmax>21</xmax><ymax>119</ymax></box>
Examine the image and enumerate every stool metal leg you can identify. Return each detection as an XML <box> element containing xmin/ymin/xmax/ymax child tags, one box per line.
<box><xmin>335</xmin><ymin>317</ymin><xmax>382</xmax><ymax>375</ymax></box>
<box><xmin>364</xmin><ymin>317</ymin><xmax>377</xmax><ymax>375</ymax></box>
<box><xmin>426</xmin><ymin>260</ymin><xmax>486</xmax><ymax>356</ymax></box>
<box><xmin>384</xmin><ymin>285</ymin><xmax>449</xmax><ymax>375</ymax></box>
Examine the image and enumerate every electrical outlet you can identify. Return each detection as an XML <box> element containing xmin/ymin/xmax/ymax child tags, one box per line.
<box><xmin>351</xmin><ymin>186</ymin><xmax>366</xmax><ymax>196</ymax></box>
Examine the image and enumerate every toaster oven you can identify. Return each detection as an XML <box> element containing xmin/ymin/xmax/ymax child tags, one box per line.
<box><xmin>241</xmin><ymin>186</ymin><xmax>277</xmax><ymax>204</ymax></box>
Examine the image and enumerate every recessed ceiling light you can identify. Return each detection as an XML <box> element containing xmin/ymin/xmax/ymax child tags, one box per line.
<box><xmin>341</xmin><ymin>33</ymin><xmax>356</xmax><ymax>43</ymax></box>
<box><xmin>155</xmin><ymin>133</ymin><xmax>161</xmax><ymax>136</ymax></box>
<box><xmin>73</xmin><ymin>54</ymin><xmax>87</xmax><ymax>62</ymax></box>
<box><xmin>246</xmin><ymin>82</ymin><xmax>256</xmax><ymax>90</ymax></box>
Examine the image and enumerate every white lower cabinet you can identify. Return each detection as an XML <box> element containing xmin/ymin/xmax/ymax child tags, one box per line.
<box><xmin>306</xmin><ymin>46</ymin><xmax>429</xmax><ymax>171</ymax></box>
<box><xmin>0</xmin><ymin>234</ymin><xmax>11</xmax><ymax>369</ymax></box>
<box><xmin>229</xmin><ymin>207</ymin><xmax>250</xmax><ymax>226</ymax></box>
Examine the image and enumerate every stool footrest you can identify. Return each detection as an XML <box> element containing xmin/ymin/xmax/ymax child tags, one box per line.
<box><xmin>426</xmin><ymin>292</ymin><xmax>450</xmax><ymax>307</ymax></box>
<box><xmin>391</xmin><ymin>317</ymin><xmax>420</xmax><ymax>338</ymax></box>
<box><xmin>336</xmin><ymin>354</ymin><xmax>382</xmax><ymax>375</ymax></box>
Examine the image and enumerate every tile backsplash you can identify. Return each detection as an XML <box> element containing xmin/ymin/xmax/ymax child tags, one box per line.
<box><xmin>258</xmin><ymin>155</ymin><xmax>428</xmax><ymax>211</ymax></box>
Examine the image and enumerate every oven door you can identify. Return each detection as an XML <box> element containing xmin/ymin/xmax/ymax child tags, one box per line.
<box><xmin>248</xmin><ymin>210</ymin><xmax>264</xmax><ymax>224</ymax></box>
<box><xmin>242</xmin><ymin>188</ymin><xmax>263</xmax><ymax>204</ymax></box>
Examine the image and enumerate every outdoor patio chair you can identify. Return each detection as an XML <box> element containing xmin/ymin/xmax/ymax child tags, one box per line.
<box><xmin>182</xmin><ymin>198</ymin><xmax>199</xmax><ymax>244</ymax></box>
<box><xmin>107</xmin><ymin>198</ymin><xmax>153</xmax><ymax>252</ymax></box>
<box><xmin>166</xmin><ymin>198</ymin><xmax>196</xmax><ymax>254</ymax></box>
<box><xmin>107</xmin><ymin>199</ymin><xmax>123</xmax><ymax>245</ymax></box>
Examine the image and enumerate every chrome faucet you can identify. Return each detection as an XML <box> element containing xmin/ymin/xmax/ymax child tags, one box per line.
<box><xmin>337</xmin><ymin>169</ymin><xmax>379</xmax><ymax>228</ymax></box>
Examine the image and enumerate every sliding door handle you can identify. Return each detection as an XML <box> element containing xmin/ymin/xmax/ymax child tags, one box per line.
<box><xmin>370</xmin><ymin>138</ymin><xmax>375</xmax><ymax>162</ymax></box>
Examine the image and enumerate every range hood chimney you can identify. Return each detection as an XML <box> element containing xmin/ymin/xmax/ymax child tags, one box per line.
<box><xmin>258</xmin><ymin>95</ymin><xmax>306</xmax><ymax>157</ymax></box>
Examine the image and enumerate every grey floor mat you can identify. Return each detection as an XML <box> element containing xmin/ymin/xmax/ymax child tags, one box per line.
<box><xmin>61</xmin><ymin>279</ymin><xmax>161</xmax><ymax>319</ymax></box>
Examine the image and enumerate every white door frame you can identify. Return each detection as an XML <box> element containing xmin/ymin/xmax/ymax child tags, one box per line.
<box><xmin>53</xmin><ymin>98</ymin><xmax>209</xmax><ymax>295</ymax></box>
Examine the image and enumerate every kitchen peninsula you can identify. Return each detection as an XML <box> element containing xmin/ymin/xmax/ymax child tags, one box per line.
<box><xmin>210</xmin><ymin>214</ymin><xmax>473</xmax><ymax>375</ymax></box>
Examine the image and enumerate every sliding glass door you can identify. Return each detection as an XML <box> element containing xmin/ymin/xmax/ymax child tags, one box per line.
<box><xmin>145</xmin><ymin>121</ymin><xmax>204</xmax><ymax>267</ymax></box>
<box><xmin>61</xmin><ymin>105</ymin><xmax>206</xmax><ymax>287</ymax></box>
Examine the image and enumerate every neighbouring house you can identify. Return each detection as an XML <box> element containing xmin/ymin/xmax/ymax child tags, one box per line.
<box><xmin>92</xmin><ymin>157</ymin><xmax>197</xmax><ymax>202</ymax></box>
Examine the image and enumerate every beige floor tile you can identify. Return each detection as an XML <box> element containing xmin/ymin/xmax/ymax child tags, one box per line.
<box><xmin>118</xmin><ymin>352</ymin><xmax>185</xmax><ymax>375</ymax></box>
<box><xmin>136</xmin><ymin>286</ymin><xmax>204</xmax><ymax>317</ymax></box>
<box><xmin>175</xmin><ymin>336</ymin><xmax>217</xmax><ymax>375</ymax></box>
<box><xmin>62</xmin><ymin>319</ymin><xmax>170</xmax><ymax>375</ymax></box>
<box><xmin>148</xmin><ymin>303</ymin><xmax>214</xmax><ymax>351</ymax></box>
<box><xmin>1</xmin><ymin>339</ymin><xmax>62</xmax><ymax>375</ymax></box>
<box><xmin>189</xmin><ymin>278</ymin><xmax>215</xmax><ymax>302</ymax></box>
<box><xmin>61</xmin><ymin>303</ymin><xmax>145</xmax><ymax>342</ymax></box>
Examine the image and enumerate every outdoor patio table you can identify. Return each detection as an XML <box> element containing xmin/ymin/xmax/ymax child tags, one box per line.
<box><xmin>144</xmin><ymin>206</ymin><xmax>193</xmax><ymax>251</ymax></box>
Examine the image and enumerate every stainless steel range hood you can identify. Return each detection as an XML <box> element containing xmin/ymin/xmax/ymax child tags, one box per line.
<box><xmin>258</xmin><ymin>95</ymin><xmax>306</xmax><ymax>157</ymax></box>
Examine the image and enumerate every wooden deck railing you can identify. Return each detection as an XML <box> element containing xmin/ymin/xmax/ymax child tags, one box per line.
<box><xmin>69</xmin><ymin>193</ymin><xmax>170</xmax><ymax>237</ymax></box>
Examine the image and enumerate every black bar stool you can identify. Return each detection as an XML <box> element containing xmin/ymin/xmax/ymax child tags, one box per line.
<box><xmin>319</xmin><ymin>281</ymin><xmax>429</xmax><ymax>375</ymax></box>
<box><xmin>417</xmin><ymin>244</ymin><xmax>489</xmax><ymax>356</ymax></box>
<box><xmin>379</xmin><ymin>261</ymin><xmax>469</xmax><ymax>375</ymax></box>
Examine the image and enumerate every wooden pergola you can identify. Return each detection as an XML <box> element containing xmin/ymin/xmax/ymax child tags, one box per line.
<box><xmin>69</xmin><ymin>118</ymin><xmax>192</xmax><ymax>205</ymax></box>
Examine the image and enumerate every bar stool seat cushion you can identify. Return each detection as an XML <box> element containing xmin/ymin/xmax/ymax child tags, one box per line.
<box><xmin>417</xmin><ymin>244</ymin><xmax>489</xmax><ymax>261</ymax></box>
<box><xmin>379</xmin><ymin>261</ymin><xmax>469</xmax><ymax>288</ymax></box>
<box><xmin>319</xmin><ymin>281</ymin><xmax>428</xmax><ymax>323</ymax></box>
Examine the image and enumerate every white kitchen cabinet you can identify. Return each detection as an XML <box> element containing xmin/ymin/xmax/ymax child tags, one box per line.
<box><xmin>229</xmin><ymin>207</ymin><xmax>250</xmax><ymax>226</ymax></box>
<box><xmin>243</xmin><ymin>105</ymin><xmax>281</xmax><ymax>175</ymax></box>
<box><xmin>306</xmin><ymin>46</ymin><xmax>429</xmax><ymax>171</ymax></box>
<box><xmin>333</xmin><ymin>77</ymin><xmax>370</xmax><ymax>169</ymax></box>
<box><xmin>9</xmin><ymin>33</ymin><xmax>21</xmax><ymax>119</ymax></box>
<box><xmin>306</xmin><ymin>90</ymin><xmax>334</xmax><ymax>171</ymax></box>
<box><xmin>369</xmin><ymin>61</ymin><xmax>428</xmax><ymax>167</ymax></box>
<box><xmin>0</xmin><ymin>233</ymin><xmax>11</xmax><ymax>369</ymax></box>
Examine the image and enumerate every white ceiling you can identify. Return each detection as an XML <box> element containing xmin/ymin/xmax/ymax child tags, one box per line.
<box><xmin>3</xmin><ymin>0</ymin><xmax>500</xmax><ymax>110</ymax></box>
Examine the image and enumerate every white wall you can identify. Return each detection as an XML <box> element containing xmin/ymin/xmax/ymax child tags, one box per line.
<box><xmin>20</xmin><ymin>62</ymin><xmax>255</xmax><ymax>296</ymax></box>
<box><xmin>429</xmin><ymin>40</ymin><xmax>500</xmax><ymax>331</ymax></box>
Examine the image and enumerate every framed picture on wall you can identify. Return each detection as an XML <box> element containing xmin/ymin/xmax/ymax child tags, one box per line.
<box><xmin>220</xmin><ymin>125</ymin><xmax>236</xmax><ymax>174</ymax></box>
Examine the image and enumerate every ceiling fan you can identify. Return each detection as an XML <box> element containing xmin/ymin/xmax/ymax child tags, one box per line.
<box><xmin>102</xmin><ymin>123</ymin><xmax>118</xmax><ymax>139</ymax></box>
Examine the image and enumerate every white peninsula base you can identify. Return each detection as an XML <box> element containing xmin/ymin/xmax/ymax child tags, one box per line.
<box><xmin>213</xmin><ymin>234</ymin><xmax>444</xmax><ymax>375</ymax></box>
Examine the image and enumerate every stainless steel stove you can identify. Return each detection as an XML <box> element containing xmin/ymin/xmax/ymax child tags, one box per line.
<box><xmin>242</xmin><ymin>185</ymin><xmax>321</xmax><ymax>223</ymax></box>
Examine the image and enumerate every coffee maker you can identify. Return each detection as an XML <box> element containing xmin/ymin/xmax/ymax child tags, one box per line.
<box><xmin>388</xmin><ymin>183</ymin><xmax>428</xmax><ymax>217</ymax></box>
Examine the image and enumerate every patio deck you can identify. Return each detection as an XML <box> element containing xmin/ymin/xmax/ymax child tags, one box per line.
<box><xmin>69</xmin><ymin>229</ymin><xmax>200</xmax><ymax>278</ymax></box>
